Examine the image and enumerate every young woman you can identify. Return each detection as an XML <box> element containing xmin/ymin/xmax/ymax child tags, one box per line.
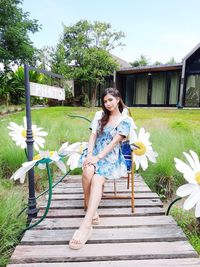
<box><xmin>69</xmin><ymin>88</ymin><xmax>132</xmax><ymax>250</ymax></box>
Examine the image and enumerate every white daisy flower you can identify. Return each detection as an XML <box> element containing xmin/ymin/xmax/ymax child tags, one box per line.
<box><xmin>11</xmin><ymin>150</ymin><xmax>66</xmax><ymax>184</ymax></box>
<box><xmin>58</xmin><ymin>142</ymin><xmax>69</xmax><ymax>156</ymax></box>
<box><xmin>65</xmin><ymin>142</ymin><xmax>88</xmax><ymax>170</ymax></box>
<box><xmin>7</xmin><ymin>117</ymin><xmax>48</xmax><ymax>151</ymax></box>
<box><xmin>131</xmin><ymin>128</ymin><xmax>158</xmax><ymax>171</ymax></box>
<box><xmin>175</xmin><ymin>150</ymin><xmax>200</xmax><ymax>217</ymax></box>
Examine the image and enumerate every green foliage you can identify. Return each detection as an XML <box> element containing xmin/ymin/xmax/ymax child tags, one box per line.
<box><xmin>130</xmin><ymin>54</ymin><xmax>150</xmax><ymax>67</ymax></box>
<box><xmin>82</xmin><ymin>93</ymin><xmax>90</xmax><ymax>108</ymax></box>
<box><xmin>0</xmin><ymin>181</ymin><xmax>26</xmax><ymax>266</ymax></box>
<box><xmin>51</xmin><ymin>42</ymin><xmax>71</xmax><ymax>75</ymax></box>
<box><xmin>0</xmin><ymin>0</ymin><xmax>41</xmax><ymax>71</ymax></box>
<box><xmin>36</xmin><ymin>46</ymin><xmax>55</xmax><ymax>70</ymax></box>
<box><xmin>153</xmin><ymin>60</ymin><xmax>163</xmax><ymax>65</ymax></box>
<box><xmin>166</xmin><ymin>57</ymin><xmax>177</xmax><ymax>64</ymax></box>
<box><xmin>171</xmin><ymin>207</ymin><xmax>200</xmax><ymax>254</ymax></box>
<box><xmin>0</xmin><ymin>66</ymin><xmax>51</xmax><ymax>105</ymax></box>
<box><xmin>52</xmin><ymin>20</ymin><xmax>124</xmax><ymax>106</ymax></box>
<box><xmin>62</xmin><ymin>20</ymin><xmax>125</xmax><ymax>54</ymax></box>
<box><xmin>170</xmin><ymin>119</ymin><xmax>190</xmax><ymax>131</ymax></box>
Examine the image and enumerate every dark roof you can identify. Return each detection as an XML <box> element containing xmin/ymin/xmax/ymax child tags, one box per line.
<box><xmin>117</xmin><ymin>63</ymin><xmax>182</xmax><ymax>74</ymax></box>
<box><xmin>111</xmin><ymin>54</ymin><xmax>132</xmax><ymax>68</ymax></box>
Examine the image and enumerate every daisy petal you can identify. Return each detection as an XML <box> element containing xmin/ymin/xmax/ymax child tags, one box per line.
<box><xmin>58</xmin><ymin>142</ymin><xmax>69</xmax><ymax>156</ymax></box>
<box><xmin>67</xmin><ymin>153</ymin><xmax>80</xmax><ymax>170</ymax></box>
<box><xmin>183</xmin><ymin>152</ymin><xmax>197</xmax><ymax>172</ymax></box>
<box><xmin>140</xmin><ymin>155</ymin><xmax>148</xmax><ymax>171</ymax></box>
<box><xmin>174</xmin><ymin>158</ymin><xmax>195</xmax><ymax>183</ymax></box>
<box><xmin>176</xmin><ymin>183</ymin><xmax>197</xmax><ymax>197</ymax></box>
<box><xmin>55</xmin><ymin>160</ymin><xmax>67</xmax><ymax>173</ymax></box>
<box><xmin>190</xmin><ymin>150</ymin><xmax>200</xmax><ymax>171</ymax></box>
<box><xmin>134</xmin><ymin>156</ymin><xmax>140</xmax><ymax>170</ymax></box>
<box><xmin>195</xmin><ymin>199</ymin><xmax>200</xmax><ymax>218</ymax></box>
<box><xmin>183</xmin><ymin>188</ymin><xmax>200</xmax><ymax>210</ymax></box>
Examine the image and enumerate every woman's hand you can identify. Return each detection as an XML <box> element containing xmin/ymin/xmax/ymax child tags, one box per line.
<box><xmin>83</xmin><ymin>155</ymin><xmax>99</xmax><ymax>167</ymax></box>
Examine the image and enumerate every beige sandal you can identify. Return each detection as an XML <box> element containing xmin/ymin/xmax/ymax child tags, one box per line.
<box><xmin>69</xmin><ymin>227</ymin><xmax>93</xmax><ymax>250</ymax></box>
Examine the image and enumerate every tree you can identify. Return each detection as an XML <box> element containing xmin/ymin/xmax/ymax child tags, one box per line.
<box><xmin>130</xmin><ymin>54</ymin><xmax>150</xmax><ymax>67</ymax></box>
<box><xmin>153</xmin><ymin>60</ymin><xmax>163</xmax><ymax>66</ymax></box>
<box><xmin>36</xmin><ymin>46</ymin><xmax>55</xmax><ymax>70</ymax></box>
<box><xmin>0</xmin><ymin>0</ymin><xmax>41</xmax><ymax>71</ymax></box>
<box><xmin>52</xmin><ymin>20</ymin><xmax>125</xmax><ymax>106</ymax></box>
<box><xmin>166</xmin><ymin>57</ymin><xmax>177</xmax><ymax>64</ymax></box>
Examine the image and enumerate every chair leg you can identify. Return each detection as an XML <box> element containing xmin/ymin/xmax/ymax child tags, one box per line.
<box><xmin>127</xmin><ymin>172</ymin><xmax>130</xmax><ymax>189</ymax></box>
<box><xmin>131</xmin><ymin>153</ymin><xmax>135</xmax><ymax>213</ymax></box>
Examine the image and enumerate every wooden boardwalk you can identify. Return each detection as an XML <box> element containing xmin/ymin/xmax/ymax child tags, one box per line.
<box><xmin>8</xmin><ymin>174</ymin><xmax>200</xmax><ymax>267</ymax></box>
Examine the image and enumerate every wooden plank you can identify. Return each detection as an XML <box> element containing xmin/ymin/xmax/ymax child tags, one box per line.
<box><xmin>21</xmin><ymin>225</ymin><xmax>187</xmax><ymax>245</ymax></box>
<box><xmin>55</xmin><ymin>181</ymin><xmax>147</xmax><ymax>188</ymax></box>
<box><xmin>31</xmin><ymin>215</ymin><xmax>177</xmax><ymax>230</ymax></box>
<box><xmin>7</xmin><ymin>258</ymin><xmax>200</xmax><ymax>267</ymax></box>
<box><xmin>10</xmin><ymin>241</ymin><xmax>198</xmax><ymax>264</ymax></box>
<box><xmin>60</xmin><ymin>174</ymin><xmax>143</xmax><ymax>183</ymax></box>
<box><xmin>52</xmin><ymin>186</ymin><xmax>151</xmax><ymax>193</ymax></box>
<box><xmin>40</xmin><ymin>198</ymin><xmax>163</xmax><ymax>209</ymax></box>
<box><xmin>37</xmin><ymin>207</ymin><xmax>165</xmax><ymax>218</ymax></box>
<box><xmin>50</xmin><ymin>192</ymin><xmax>160</xmax><ymax>200</ymax></box>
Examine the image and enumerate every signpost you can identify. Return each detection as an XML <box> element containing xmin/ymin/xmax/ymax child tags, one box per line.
<box><xmin>24</xmin><ymin>64</ymin><xmax>64</xmax><ymax>223</ymax></box>
<box><xmin>30</xmin><ymin>82</ymin><xmax>65</xmax><ymax>100</ymax></box>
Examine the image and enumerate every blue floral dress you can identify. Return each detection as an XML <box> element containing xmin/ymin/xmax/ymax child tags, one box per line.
<box><xmin>79</xmin><ymin>117</ymin><xmax>131</xmax><ymax>180</ymax></box>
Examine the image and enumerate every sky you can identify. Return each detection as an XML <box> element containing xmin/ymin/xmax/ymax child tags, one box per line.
<box><xmin>22</xmin><ymin>0</ymin><xmax>200</xmax><ymax>64</ymax></box>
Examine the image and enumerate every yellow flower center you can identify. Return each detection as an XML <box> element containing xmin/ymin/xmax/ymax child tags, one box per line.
<box><xmin>21</xmin><ymin>129</ymin><xmax>26</xmax><ymax>138</ymax></box>
<box><xmin>49</xmin><ymin>151</ymin><xmax>55</xmax><ymax>157</ymax></box>
<box><xmin>134</xmin><ymin>141</ymin><xmax>146</xmax><ymax>156</ymax></box>
<box><xmin>33</xmin><ymin>151</ymin><xmax>55</xmax><ymax>161</ymax></box>
<box><xmin>195</xmin><ymin>172</ymin><xmax>200</xmax><ymax>184</ymax></box>
<box><xmin>33</xmin><ymin>154</ymin><xmax>42</xmax><ymax>161</ymax></box>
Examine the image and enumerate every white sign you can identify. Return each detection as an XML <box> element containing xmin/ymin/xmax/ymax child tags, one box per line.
<box><xmin>30</xmin><ymin>82</ymin><xmax>65</xmax><ymax>100</ymax></box>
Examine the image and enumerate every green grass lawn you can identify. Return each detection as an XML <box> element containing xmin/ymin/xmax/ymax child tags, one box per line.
<box><xmin>0</xmin><ymin>106</ymin><xmax>200</xmax><ymax>264</ymax></box>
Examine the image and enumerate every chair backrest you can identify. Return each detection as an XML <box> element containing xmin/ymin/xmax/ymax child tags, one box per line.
<box><xmin>121</xmin><ymin>140</ymin><xmax>132</xmax><ymax>171</ymax></box>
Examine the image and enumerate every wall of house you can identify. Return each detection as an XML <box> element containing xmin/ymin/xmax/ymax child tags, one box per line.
<box><xmin>118</xmin><ymin>70</ymin><xmax>181</xmax><ymax>107</ymax></box>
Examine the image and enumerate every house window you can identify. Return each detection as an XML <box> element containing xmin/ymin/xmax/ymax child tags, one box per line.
<box><xmin>151</xmin><ymin>73</ymin><xmax>165</xmax><ymax>105</ymax></box>
<box><xmin>185</xmin><ymin>74</ymin><xmax>200</xmax><ymax>107</ymax></box>
<box><xmin>135</xmin><ymin>74</ymin><xmax>148</xmax><ymax>104</ymax></box>
<box><xmin>125</xmin><ymin>75</ymin><xmax>134</xmax><ymax>106</ymax></box>
<box><xmin>169</xmin><ymin>72</ymin><xmax>179</xmax><ymax>105</ymax></box>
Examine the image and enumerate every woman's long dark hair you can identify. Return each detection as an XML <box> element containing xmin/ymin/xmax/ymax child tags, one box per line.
<box><xmin>99</xmin><ymin>88</ymin><xmax>127</xmax><ymax>133</ymax></box>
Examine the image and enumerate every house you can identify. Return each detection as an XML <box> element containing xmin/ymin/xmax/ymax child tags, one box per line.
<box><xmin>115</xmin><ymin>43</ymin><xmax>200</xmax><ymax>108</ymax></box>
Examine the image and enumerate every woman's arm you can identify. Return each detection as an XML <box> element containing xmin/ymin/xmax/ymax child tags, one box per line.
<box><xmin>87</xmin><ymin>133</ymin><xmax>97</xmax><ymax>156</ymax></box>
<box><xmin>83</xmin><ymin>133</ymin><xmax>97</xmax><ymax>167</ymax></box>
<box><xmin>88</xmin><ymin>134</ymin><xmax>124</xmax><ymax>165</ymax></box>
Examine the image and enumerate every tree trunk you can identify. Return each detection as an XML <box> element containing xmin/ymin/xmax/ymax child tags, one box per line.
<box><xmin>91</xmin><ymin>83</ymin><xmax>98</xmax><ymax>107</ymax></box>
<box><xmin>6</xmin><ymin>93</ymin><xmax>9</xmax><ymax>108</ymax></box>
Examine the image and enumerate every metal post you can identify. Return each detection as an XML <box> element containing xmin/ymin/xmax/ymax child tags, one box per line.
<box><xmin>24</xmin><ymin>64</ymin><xmax>38</xmax><ymax>222</ymax></box>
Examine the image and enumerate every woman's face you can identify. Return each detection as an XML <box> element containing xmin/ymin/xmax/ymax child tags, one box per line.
<box><xmin>103</xmin><ymin>93</ymin><xmax>119</xmax><ymax>112</ymax></box>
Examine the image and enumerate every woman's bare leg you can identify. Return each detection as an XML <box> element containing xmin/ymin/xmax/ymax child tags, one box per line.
<box><xmin>69</xmin><ymin>174</ymin><xmax>105</xmax><ymax>247</ymax></box>
<box><xmin>80</xmin><ymin>174</ymin><xmax>105</xmax><ymax>230</ymax></box>
<box><xmin>82</xmin><ymin>165</ymin><xmax>95</xmax><ymax>208</ymax></box>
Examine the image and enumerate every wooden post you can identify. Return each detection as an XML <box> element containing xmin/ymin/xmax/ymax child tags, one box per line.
<box><xmin>131</xmin><ymin>152</ymin><xmax>135</xmax><ymax>213</ymax></box>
